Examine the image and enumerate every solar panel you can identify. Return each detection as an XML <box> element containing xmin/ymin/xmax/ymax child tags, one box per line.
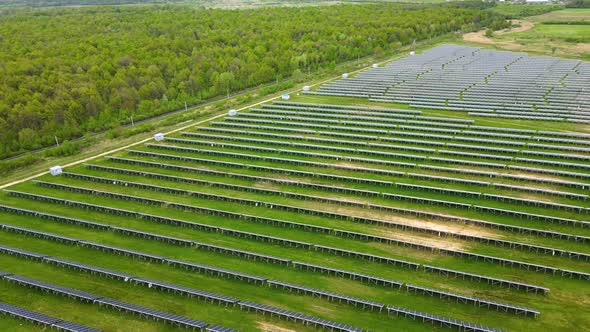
<box><xmin>0</xmin><ymin>224</ymin><xmax>79</xmax><ymax>244</ymax></box>
<box><xmin>291</xmin><ymin>261</ymin><xmax>403</xmax><ymax>288</ymax></box>
<box><xmin>79</xmin><ymin>241</ymin><xmax>167</xmax><ymax>262</ymax></box>
<box><xmin>238</xmin><ymin>301</ymin><xmax>364</xmax><ymax>332</ymax></box>
<box><xmin>52</xmin><ymin>320</ymin><xmax>103</xmax><ymax>332</ymax></box>
<box><xmin>95</xmin><ymin>298</ymin><xmax>209</xmax><ymax>329</ymax></box>
<box><xmin>0</xmin><ymin>244</ymin><xmax>49</xmax><ymax>260</ymax></box>
<box><xmin>0</xmin><ymin>301</ymin><xmax>63</xmax><ymax>326</ymax></box>
<box><xmin>131</xmin><ymin>277</ymin><xmax>240</xmax><ymax>305</ymax></box>
<box><xmin>42</xmin><ymin>257</ymin><xmax>136</xmax><ymax>281</ymax></box>
<box><xmin>4</xmin><ymin>274</ymin><xmax>102</xmax><ymax>302</ymax></box>
<box><xmin>166</xmin><ymin>259</ymin><xmax>268</xmax><ymax>284</ymax></box>
<box><xmin>206</xmin><ymin>325</ymin><xmax>239</xmax><ymax>332</ymax></box>
<box><xmin>58</xmin><ymin>172</ymin><xmax>586</xmax><ymax>259</ymax></box>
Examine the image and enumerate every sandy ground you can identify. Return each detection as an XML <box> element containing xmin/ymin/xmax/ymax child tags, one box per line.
<box><xmin>330</xmin><ymin>205</ymin><xmax>498</xmax><ymax>236</ymax></box>
<box><xmin>257</xmin><ymin>322</ymin><xmax>297</xmax><ymax>332</ymax></box>
<box><xmin>573</xmin><ymin>43</ymin><xmax>590</xmax><ymax>53</ymax></box>
<box><xmin>253</xmin><ymin>177</ymin><xmax>504</xmax><ymax>241</ymax></box>
<box><xmin>376</xmin><ymin>228</ymin><xmax>467</xmax><ymax>251</ymax></box>
<box><xmin>463</xmin><ymin>20</ymin><xmax>534</xmax><ymax>49</ymax></box>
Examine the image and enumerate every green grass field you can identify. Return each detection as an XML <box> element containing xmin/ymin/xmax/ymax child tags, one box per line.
<box><xmin>511</xmin><ymin>22</ymin><xmax>590</xmax><ymax>43</ymax></box>
<box><xmin>531</xmin><ymin>8</ymin><xmax>590</xmax><ymax>22</ymax></box>
<box><xmin>1</xmin><ymin>48</ymin><xmax>590</xmax><ymax>331</ymax></box>
<box><xmin>489</xmin><ymin>3</ymin><xmax>564</xmax><ymax>19</ymax></box>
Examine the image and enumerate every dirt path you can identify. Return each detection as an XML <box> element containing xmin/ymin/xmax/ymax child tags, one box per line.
<box><xmin>463</xmin><ymin>20</ymin><xmax>534</xmax><ymax>46</ymax></box>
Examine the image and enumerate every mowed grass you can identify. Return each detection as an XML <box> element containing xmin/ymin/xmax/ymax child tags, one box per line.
<box><xmin>5</xmin><ymin>175</ymin><xmax>590</xmax><ymax>273</ymax></box>
<box><xmin>531</xmin><ymin>8</ymin><xmax>590</xmax><ymax>23</ymax></box>
<box><xmin>1</xmin><ymin>159</ymin><xmax>589</xmax><ymax>330</ymax></box>
<box><xmin>33</xmin><ymin>162</ymin><xmax>590</xmax><ymax>249</ymax></box>
<box><xmin>511</xmin><ymin>24</ymin><xmax>590</xmax><ymax>43</ymax></box>
<box><xmin>1</xmin><ymin>93</ymin><xmax>590</xmax><ymax>331</ymax></box>
<box><xmin>0</xmin><ymin>204</ymin><xmax>589</xmax><ymax>332</ymax></box>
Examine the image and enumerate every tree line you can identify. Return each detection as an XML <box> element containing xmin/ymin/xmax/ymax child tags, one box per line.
<box><xmin>0</xmin><ymin>3</ymin><xmax>508</xmax><ymax>158</ymax></box>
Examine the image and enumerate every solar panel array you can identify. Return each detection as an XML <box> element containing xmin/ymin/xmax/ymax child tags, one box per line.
<box><xmin>1</xmin><ymin>57</ymin><xmax>589</xmax><ymax>331</ymax></box>
<box><xmin>308</xmin><ymin>44</ymin><xmax>590</xmax><ymax>122</ymax></box>
<box><xmin>0</xmin><ymin>244</ymin><xmax>362</xmax><ymax>332</ymax></box>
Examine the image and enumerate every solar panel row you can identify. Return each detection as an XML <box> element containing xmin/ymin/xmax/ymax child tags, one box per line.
<box><xmin>386</xmin><ymin>305</ymin><xmax>503</xmax><ymax>332</ymax></box>
<box><xmin>222</xmin><ymin>117</ymin><xmax>590</xmax><ymax>165</ymax></box>
<box><xmin>210</xmin><ymin>120</ymin><xmax>590</xmax><ymax>181</ymax></box>
<box><xmin>26</xmin><ymin>180</ymin><xmax>590</xmax><ymax>263</ymax></box>
<box><xmin>145</xmin><ymin>142</ymin><xmax>590</xmax><ymax>195</ymax></box>
<box><xmin>230</xmin><ymin>109</ymin><xmax>590</xmax><ymax>146</ymax></box>
<box><xmin>405</xmin><ymin>284</ymin><xmax>539</xmax><ymax>317</ymax></box>
<box><xmin>53</xmin><ymin>174</ymin><xmax>590</xmax><ymax>260</ymax></box>
<box><xmin>314</xmin><ymin>46</ymin><xmax>589</xmax><ymax>119</ymax></box>
<box><xmin>85</xmin><ymin>160</ymin><xmax>590</xmax><ymax>243</ymax></box>
<box><xmin>0</xmin><ymin>243</ymin><xmax>510</xmax><ymax>331</ymax></box>
<box><xmin>0</xmin><ymin>224</ymin><xmax>552</xmax><ymax>319</ymax></box>
<box><xmin>0</xmin><ymin>301</ymin><xmax>101</xmax><ymax>332</ymax></box>
<box><xmin>267</xmin><ymin>280</ymin><xmax>385</xmax><ymax>311</ymax></box>
<box><xmin>180</xmin><ymin>131</ymin><xmax>590</xmax><ymax>174</ymax></box>
<box><xmin>0</xmin><ymin>248</ymin><xmax>367</xmax><ymax>331</ymax></box>
<box><xmin>272</xmin><ymin>101</ymin><xmax>421</xmax><ymax>114</ymax></box>
<box><xmin>203</xmin><ymin>123</ymin><xmax>590</xmax><ymax>190</ymax></box>
<box><xmin>0</xmin><ymin>273</ymin><xmax>217</xmax><ymax>331</ymax></box>
<box><xmin>195</xmin><ymin>125</ymin><xmax>590</xmax><ymax>156</ymax></box>
<box><xmin>14</xmin><ymin>203</ymin><xmax>546</xmax><ymax>298</ymax></box>
<box><xmin>127</xmin><ymin>146</ymin><xmax>590</xmax><ymax>230</ymax></box>
<box><xmin>238</xmin><ymin>301</ymin><xmax>365</xmax><ymax>332</ymax></box>
<box><xmin>269</xmin><ymin>104</ymin><xmax>590</xmax><ymax>136</ymax></box>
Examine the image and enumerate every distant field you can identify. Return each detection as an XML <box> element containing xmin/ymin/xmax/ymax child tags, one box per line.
<box><xmin>463</xmin><ymin>8</ymin><xmax>590</xmax><ymax>59</ymax></box>
<box><xmin>511</xmin><ymin>23</ymin><xmax>590</xmax><ymax>43</ymax></box>
<box><xmin>532</xmin><ymin>8</ymin><xmax>590</xmax><ymax>22</ymax></box>
<box><xmin>488</xmin><ymin>3</ymin><xmax>564</xmax><ymax>18</ymax></box>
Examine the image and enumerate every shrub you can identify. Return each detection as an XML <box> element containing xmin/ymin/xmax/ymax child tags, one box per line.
<box><xmin>0</xmin><ymin>154</ymin><xmax>40</xmax><ymax>176</ymax></box>
<box><xmin>43</xmin><ymin>140</ymin><xmax>82</xmax><ymax>157</ymax></box>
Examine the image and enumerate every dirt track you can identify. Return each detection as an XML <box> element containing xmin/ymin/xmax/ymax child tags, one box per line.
<box><xmin>463</xmin><ymin>20</ymin><xmax>534</xmax><ymax>46</ymax></box>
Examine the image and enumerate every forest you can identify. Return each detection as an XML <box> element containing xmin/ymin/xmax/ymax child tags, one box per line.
<box><xmin>0</xmin><ymin>0</ymin><xmax>185</xmax><ymax>7</ymax></box>
<box><xmin>0</xmin><ymin>3</ymin><xmax>508</xmax><ymax>158</ymax></box>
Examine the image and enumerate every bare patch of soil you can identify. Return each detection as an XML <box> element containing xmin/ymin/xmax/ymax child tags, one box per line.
<box><xmin>463</xmin><ymin>20</ymin><xmax>534</xmax><ymax>45</ymax></box>
<box><xmin>320</xmin><ymin>204</ymin><xmax>500</xmax><ymax>239</ymax></box>
<box><xmin>377</xmin><ymin>228</ymin><xmax>467</xmax><ymax>251</ymax></box>
<box><xmin>257</xmin><ymin>322</ymin><xmax>297</xmax><ymax>332</ymax></box>
<box><xmin>574</xmin><ymin>43</ymin><xmax>590</xmax><ymax>53</ymax></box>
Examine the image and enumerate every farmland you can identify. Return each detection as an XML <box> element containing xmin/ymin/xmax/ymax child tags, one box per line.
<box><xmin>0</xmin><ymin>44</ymin><xmax>589</xmax><ymax>331</ymax></box>
<box><xmin>463</xmin><ymin>7</ymin><xmax>590</xmax><ymax>59</ymax></box>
